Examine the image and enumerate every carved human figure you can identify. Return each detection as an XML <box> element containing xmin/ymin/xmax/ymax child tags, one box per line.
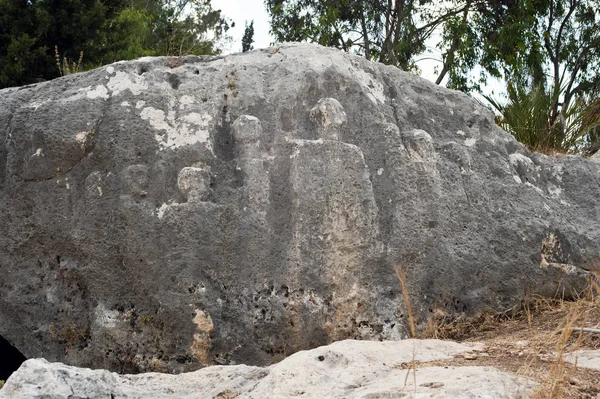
<box><xmin>122</xmin><ymin>164</ymin><xmax>149</xmax><ymax>197</ymax></box>
<box><xmin>309</xmin><ymin>98</ymin><xmax>347</xmax><ymax>141</ymax></box>
<box><xmin>177</xmin><ymin>166</ymin><xmax>211</xmax><ymax>202</ymax></box>
<box><xmin>232</xmin><ymin>115</ymin><xmax>270</xmax><ymax>220</ymax></box>
<box><xmin>232</xmin><ymin>115</ymin><xmax>262</xmax><ymax>159</ymax></box>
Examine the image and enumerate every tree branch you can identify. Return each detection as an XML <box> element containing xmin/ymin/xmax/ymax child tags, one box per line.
<box><xmin>360</xmin><ymin>6</ymin><xmax>371</xmax><ymax>59</ymax></box>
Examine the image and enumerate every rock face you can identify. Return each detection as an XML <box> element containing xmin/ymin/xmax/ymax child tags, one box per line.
<box><xmin>0</xmin><ymin>43</ymin><xmax>599</xmax><ymax>373</ymax></box>
<box><xmin>0</xmin><ymin>339</ymin><xmax>536</xmax><ymax>399</ymax></box>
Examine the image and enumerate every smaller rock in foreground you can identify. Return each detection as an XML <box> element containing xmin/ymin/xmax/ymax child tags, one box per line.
<box><xmin>0</xmin><ymin>339</ymin><xmax>536</xmax><ymax>399</ymax></box>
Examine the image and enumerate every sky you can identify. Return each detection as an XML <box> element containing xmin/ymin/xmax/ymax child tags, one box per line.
<box><xmin>212</xmin><ymin>0</ymin><xmax>275</xmax><ymax>53</ymax></box>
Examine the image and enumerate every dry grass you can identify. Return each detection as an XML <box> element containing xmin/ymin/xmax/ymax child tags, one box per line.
<box><xmin>394</xmin><ymin>265</ymin><xmax>600</xmax><ymax>398</ymax></box>
<box><xmin>395</xmin><ymin>267</ymin><xmax>416</xmax><ymax>338</ymax></box>
<box><xmin>529</xmin><ymin>271</ymin><xmax>600</xmax><ymax>398</ymax></box>
<box><xmin>394</xmin><ymin>266</ymin><xmax>423</xmax><ymax>396</ymax></box>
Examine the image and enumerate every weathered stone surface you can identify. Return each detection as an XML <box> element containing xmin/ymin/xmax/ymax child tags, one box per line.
<box><xmin>565</xmin><ymin>349</ymin><xmax>600</xmax><ymax>370</ymax></box>
<box><xmin>1</xmin><ymin>43</ymin><xmax>599</xmax><ymax>372</ymax></box>
<box><xmin>1</xmin><ymin>339</ymin><xmax>536</xmax><ymax>399</ymax></box>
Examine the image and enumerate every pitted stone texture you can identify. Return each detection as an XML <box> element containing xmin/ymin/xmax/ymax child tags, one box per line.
<box><xmin>1</xmin><ymin>339</ymin><xmax>536</xmax><ymax>399</ymax></box>
<box><xmin>309</xmin><ymin>97</ymin><xmax>347</xmax><ymax>140</ymax></box>
<box><xmin>232</xmin><ymin>115</ymin><xmax>263</xmax><ymax>158</ymax></box>
<box><xmin>0</xmin><ymin>43</ymin><xmax>599</xmax><ymax>373</ymax></box>
<box><xmin>177</xmin><ymin>166</ymin><xmax>211</xmax><ymax>202</ymax></box>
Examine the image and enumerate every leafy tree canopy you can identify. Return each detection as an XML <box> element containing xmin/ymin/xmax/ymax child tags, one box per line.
<box><xmin>242</xmin><ymin>20</ymin><xmax>254</xmax><ymax>52</ymax></box>
<box><xmin>266</xmin><ymin>0</ymin><xmax>600</xmax><ymax>153</ymax></box>
<box><xmin>265</xmin><ymin>0</ymin><xmax>599</xmax><ymax>97</ymax></box>
<box><xmin>0</xmin><ymin>0</ymin><xmax>231</xmax><ymax>88</ymax></box>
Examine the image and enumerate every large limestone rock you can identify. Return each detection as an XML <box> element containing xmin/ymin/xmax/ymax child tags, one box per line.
<box><xmin>566</xmin><ymin>349</ymin><xmax>600</xmax><ymax>370</ymax></box>
<box><xmin>0</xmin><ymin>43</ymin><xmax>599</xmax><ymax>373</ymax></box>
<box><xmin>0</xmin><ymin>339</ymin><xmax>536</xmax><ymax>398</ymax></box>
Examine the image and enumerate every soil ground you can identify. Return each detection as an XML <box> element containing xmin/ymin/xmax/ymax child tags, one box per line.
<box><xmin>414</xmin><ymin>297</ymin><xmax>600</xmax><ymax>398</ymax></box>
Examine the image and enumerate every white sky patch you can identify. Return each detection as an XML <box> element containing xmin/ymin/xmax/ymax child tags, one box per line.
<box><xmin>213</xmin><ymin>0</ymin><xmax>274</xmax><ymax>53</ymax></box>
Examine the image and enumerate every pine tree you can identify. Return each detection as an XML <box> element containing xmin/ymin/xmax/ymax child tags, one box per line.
<box><xmin>242</xmin><ymin>20</ymin><xmax>254</xmax><ymax>52</ymax></box>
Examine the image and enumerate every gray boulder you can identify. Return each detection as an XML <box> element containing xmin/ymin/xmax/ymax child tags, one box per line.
<box><xmin>0</xmin><ymin>43</ymin><xmax>599</xmax><ymax>373</ymax></box>
<box><xmin>0</xmin><ymin>339</ymin><xmax>536</xmax><ymax>399</ymax></box>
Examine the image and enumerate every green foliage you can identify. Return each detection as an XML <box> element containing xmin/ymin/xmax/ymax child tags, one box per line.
<box><xmin>242</xmin><ymin>20</ymin><xmax>254</xmax><ymax>52</ymax></box>
<box><xmin>485</xmin><ymin>82</ymin><xmax>600</xmax><ymax>154</ymax></box>
<box><xmin>0</xmin><ymin>33</ymin><xmax>48</xmax><ymax>87</ymax></box>
<box><xmin>475</xmin><ymin>0</ymin><xmax>600</xmax><ymax>154</ymax></box>
<box><xmin>451</xmin><ymin>0</ymin><xmax>599</xmax><ymax>100</ymax></box>
<box><xmin>0</xmin><ymin>379</ymin><xmax>4</xmax><ymax>389</ymax></box>
<box><xmin>576</xmin><ymin>98</ymin><xmax>600</xmax><ymax>155</ymax></box>
<box><xmin>265</xmin><ymin>0</ymin><xmax>599</xmax><ymax>107</ymax></box>
<box><xmin>100</xmin><ymin>7</ymin><xmax>157</xmax><ymax>63</ymax></box>
<box><xmin>265</xmin><ymin>0</ymin><xmax>490</xmax><ymax>72</ymax></box>
<box><xmin>266</xmin><ymin>0</ymin><xmax>428</xmax><ymax>70</ymax></box>
<box><xmin>0</xmin><ymin>0</ymin><xmax>231</xmax><ymax>89</ymax></box>
<box><xmin>151</xmin><ymin>0</ymin><xmax>230</xmax><ymax>57</ymax></box>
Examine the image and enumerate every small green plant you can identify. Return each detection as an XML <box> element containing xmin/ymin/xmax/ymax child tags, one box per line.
<box><xmin>55</xmin><ymin>46</ymin><xmax>84</xmax><ymax>76</ymax></box>
<box><xmin>0</xmin><ymin>380</ymin><xmax>4</xmax><ymax>389</ymax></box>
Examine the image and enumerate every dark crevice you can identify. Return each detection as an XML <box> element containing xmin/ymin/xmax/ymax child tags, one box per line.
<box><xmin>13</xmin><ymin>151</ymin><xmax>88</xmax><ymax>182</ymax></box>
<box><xmin>0</xmin><ymin>334</ymin><xmax>26</xmax><ymax>381</ymax></box>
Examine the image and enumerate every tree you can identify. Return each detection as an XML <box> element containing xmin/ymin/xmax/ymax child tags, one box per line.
<box><xmin>445</xmin><ymin>0</ymin><xmax>599</xmax><ymax>98</ymax></box>
<box><xmin>242</xmin><ymin>20</ymin><xmax>255</xmax><ymax>52</ymax></box>
<box><xmin>149</xmin><ymin>0</ymin><xmax>231</xmax><ymax>57</ymax></box>
<box><xmin>0</xmin><ymin>0</ymin><xmax>119</xmax><ymax>87</ymax></box>
<box><xmin>265</xmin><ymin>0</ymin><xmax>487</xmax><ymax>72</ymax></box>
<box><xmin>484</xmin><ymin>82</ymin><xmax>600</xmax><ymax>154</ymax></box>
<box><xmin>265</xmin><ymin>0</ymin><xmax>598</xmax><ymax>97</ymax></box>
<box><xmin>266</xmin><ymin>0</ymin><xmax>599</xmax><ymax>153</ymax></box>
<box><xmin>0</xmin><ymin>0</ymin><xmax>231</xmax><ymax>88</ymax></box>
<box><xmin>471</xmin><ymin>0</ymin><xmax>600</xmax><ymax>153</ymax></box>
